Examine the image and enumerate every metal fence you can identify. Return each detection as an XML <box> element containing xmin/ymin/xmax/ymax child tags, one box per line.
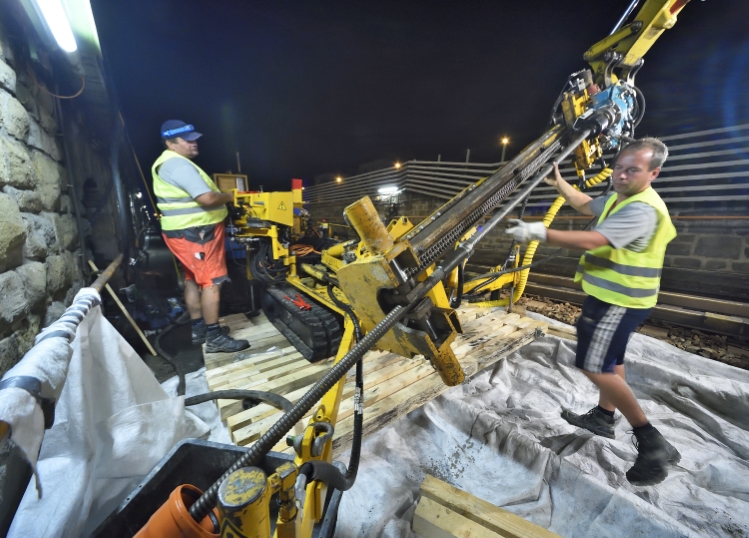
<box><xmin>303</xmin><ymin>123</ymin><xmax>749</xmax><ymax>214</ymax></box>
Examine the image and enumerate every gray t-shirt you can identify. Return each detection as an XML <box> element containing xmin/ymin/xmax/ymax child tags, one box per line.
<box><xmin>589</xmin><ymin>196</ymin><xmax>657</xmax><ymax>253</ymax></box>
<box><xmin>156</xmin><ymin>158</ymin><xmax>211</xmax><ymax>199</ymax></box>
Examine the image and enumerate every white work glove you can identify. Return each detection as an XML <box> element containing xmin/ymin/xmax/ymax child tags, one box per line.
<box><xmin>504</xmin><ymin>219</ymin><xmax>547</xmax><ymax>243</ymax></box>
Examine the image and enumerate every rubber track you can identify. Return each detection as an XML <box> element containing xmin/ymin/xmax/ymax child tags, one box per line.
<box><xmin>262</xmin><ymin>285</ymin><xmax>341</xmax><ymax>363</ymax></box>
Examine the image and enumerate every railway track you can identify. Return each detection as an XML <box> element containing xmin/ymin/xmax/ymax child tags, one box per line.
<box><xmin>466</xmin><ymin>266</ymin><xmax>749</xmax><ymax>342</ymax></box>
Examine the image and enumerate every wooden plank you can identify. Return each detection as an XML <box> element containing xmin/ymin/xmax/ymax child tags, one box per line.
<box><xmin>414</xmin><ymin>495</ymin><xmax>500</xmax><ymax>538</ymax></box>
<box><xmin>205</xmin><ymin>305</ymin><xmax>547</xmax><ymax>450</ymax></box>
<box><xmin>225</xmin><ymin>351</ymin><xmax>408</xmax><ymax>432</ymax></box>
<box><xmin>246</xmin><ymin>358</ymin><xmax>436</xmax><ymax>449</ymax></box>
<box><xmin>545</xmin><ymin>324</ymin><xmax>577</xmax><ymax>341</ymax></box>
<box><xmin>217</xmin><ymin>359</ymin><xmax>334</xmax><ymax>419</ymax></box>
<box><xmin>418</xmin><ymin>475</ymin><xmax>560</xmax><ymax>538</ymax></box>
<box><xmin>330</xmin><ymin>323</ymin><xmax>544</xmax><ymax>455</ymax></box>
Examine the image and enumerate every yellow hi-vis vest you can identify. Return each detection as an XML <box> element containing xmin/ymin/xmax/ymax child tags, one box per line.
<box><xmin>151</xmin><ymin>150</ymin><xmax>228</xmax><ymax>231</ymax></box>
<box><xmin>573</xmin><ymin>187</ymin><xmax>676</xmax><ymax>309</ymax></box>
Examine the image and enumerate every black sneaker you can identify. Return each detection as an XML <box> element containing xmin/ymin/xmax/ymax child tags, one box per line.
<box><xmin>204</xmin><ymin>331</ymin><xmax>250</xmax><ymax>353</ymax></box>
<box><xmin>626</xmin><ymin>427</ymin><xmax>681</xmax><ymax>486</ymax></box>
<box><xmin>192</xmin><ymin>323</ymin><xmax>230</xmax><ymax>345</ymax></box>
<box><xmin>561</xmin><ymin>407</ymin><xmax>616</xmax><ymax>439</ymax></box>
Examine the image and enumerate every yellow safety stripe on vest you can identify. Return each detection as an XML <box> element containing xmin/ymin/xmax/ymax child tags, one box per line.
<box><xmin>578</xmin><ymin>253</ymin><xmax>662</xmax><ymax>278</ymax></box>
<box><xmin>579</xmin><ymin>272</ymin><xmax>659</xmax><ymax>298</ymax></box>
<box><xmin>156</xmin><ymin>196</ymin><xmax>194</xmax><ymax>203</ymax></box>
<box><xmin>161</xmin><ymin>206</ymin><xmax>221</xmax><ymax>216</ymax></box>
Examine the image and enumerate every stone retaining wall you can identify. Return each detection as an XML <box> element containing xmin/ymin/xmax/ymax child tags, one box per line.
<box><xmin>0</xmin><ymin>24</ymin><xmax>96</xmax><ymax>377</ymax></box>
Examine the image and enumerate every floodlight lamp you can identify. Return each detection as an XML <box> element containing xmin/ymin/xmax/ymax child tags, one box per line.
<box><xmin>35</xmin><ymin>0</ymin><xmax>78</xmax><ymax>52</ymax></box>
<box><xmin>501</xmin><ymin>137</ymin><xmax>509</xmax><ymax>145</ymax></box>
<box><xmin>336</xmin><ymin>176</ymin><xmax>342</xmax><ymax>183</ymax></box>
<box><xmin>378</xmin><ymin>186</ymin><xmax>400</xmax><ymax>195</ymax></box>
<box><xmin>394</xmin><ymin>162</ymin><xmax>402</xmax><ymax>169</ymax></box>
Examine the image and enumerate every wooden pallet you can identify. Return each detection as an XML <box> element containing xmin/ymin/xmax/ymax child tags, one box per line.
<box><xmin>205</xmin><ymin>307</ymin><xmax>546</xmax><ymax>456</ymax></box>
<box><xmin>414</xmin><ymin>474</ymin><xmax>560</xmax><ymax>538</ymax></box>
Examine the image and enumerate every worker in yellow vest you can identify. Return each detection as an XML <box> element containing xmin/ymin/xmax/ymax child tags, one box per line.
<box><xmin>505</xmin><ymin>138</ymin><xmax>680</xmax><ymax>486</ymax></box>
<box><xmin>152</xmin><ymin>120</ymin><xmax>250</xmax><ymax>353</ymax></box>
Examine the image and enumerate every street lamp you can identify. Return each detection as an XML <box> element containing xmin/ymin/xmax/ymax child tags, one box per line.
<box><xmin>501</xmin><ymin>137</ymin><xmax>510</xmax><ymax>162</ymax></box>
<box><xmin>336</xmin><ymin>176</ymin><xmax>342</xmax><ymax>183</ymax></box>
<box><xmin>394</xmin><ymin>162</ymin><xmax>402</xmax><ymax>169</ymax></box>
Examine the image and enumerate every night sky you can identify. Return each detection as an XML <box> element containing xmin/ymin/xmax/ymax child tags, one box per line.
<box><xmin>91</xmin><ymin>1</ymin><xmax>749</xmax><ymax>191</ymax></box>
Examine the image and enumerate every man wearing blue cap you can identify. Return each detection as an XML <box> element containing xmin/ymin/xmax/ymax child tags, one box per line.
<box><xmin>152</xmin><ymin>120</ymin><xmax>250</xmax><ymax>353</ymax></box>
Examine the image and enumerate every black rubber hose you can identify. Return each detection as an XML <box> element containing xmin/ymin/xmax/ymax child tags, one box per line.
<box><xmin>154</xmin><ymin>323</ymin><xmax>185</xmax><ymax>396</ymax></box>
<box><xmin>449</xmin><ymin>263</ymin><xmax>464</xmax><ymax>309</ymax></box>
<box><xmin>189</xmin><ymin>304</ymin><xmax>407</xmax><ymax>521</ymax></box>
<box><xmin>298</xmin><ymin>461</ymin><xmax>355</xmax><ymax>492</ymax></box>
<box><xmin>185</xmin><ymin>390</ymin><xmax>293</xmax><ymax>412</ymax></box>
<box><xmin>325</xmin><ymin>284</ymin><xmax>364</xmax><ymax>486</ymax></box>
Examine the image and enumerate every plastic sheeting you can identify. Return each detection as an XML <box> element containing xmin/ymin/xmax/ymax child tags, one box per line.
<box><xmin>336</xmin><ymin>317</ymin><xmax>749</xmax><ymax>537</ymax></box>
<box><xmin>8</xmin><ymin>304</ymin><xmax>211</xmax><ymax>537</ymax></box>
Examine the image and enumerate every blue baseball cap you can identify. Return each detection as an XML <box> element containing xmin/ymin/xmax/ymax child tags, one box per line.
<box><xmin>160</xmin><ymin>120</ymin><xmax>202</xmax><ymax>141</ymax></box>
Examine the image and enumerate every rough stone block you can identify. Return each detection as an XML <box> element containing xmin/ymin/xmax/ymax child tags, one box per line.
<box><xmin>16</xmin><ymin>260</ymin><xmax>47</xmax><ymax>309</ymax></box>
<box><xmin>704</xmin><ymin>260</ymin><xmax>728</xmax><ymax>271</ymax></box>
<box><xmin>672</xmin><ymin>256</ymin><xmax>702</xmax><ymax>269</ymax></box>
<box><xmin>22</xmin><ymin>212</ymin><xmax>58</xmax><ymax>260</ymax></box>
<box><xmin>0</xmin><ymin>333</ymin><xmax>20</xmax><ymax>375</ymax></box>
<box><xmin>0</xmin><ymin>192</ymin><xmax>26</xmax><ymax>272</ymax></box>
<box><xmin>0</xmin><ymin>58</ymin><xmax>15</xmax><ymax>93</ymax></box>
<box><xmin>671</xmin><ymin>233</ymin><xmax>696</xmax><ymax>244</ymax></box>
<box><xmin>732</xmin><ymin>262</ymin><xmax>749</xmax><ymax>274</ymax></box>
<box><xmin>30</xmin><ymin>150</ymin><xmax>61</xmax><ymax>211</ymax></box>
<box><xmin>57</xmin><ymin>212</ymin><xmax>79</xmax><ymax>250</ymax></box>
<box><xmin>28</xmin><ymin>117</ymin><xmax>61</xmax><ymax>160</ymax></box>
<box><xmin>38</xmin><ymin>105</ymin><xmax>56</xmax><ymax>132</ymax></box>
<box><xmin>59</xmin><ymin>194</ymin><xmax>72</xmax><ymax>213</ymax></box>
<box><xmin>0</xmin><ymin>90</ymin><xmax>29</xmax><ymax>141</ymax></box>
<box><xmin>0</xmin><ymin>270</ymin><xmax>29</xmax><ymax>336</ymax></box>
<box><xmin>46</xmin><ymin>251</ymin><xmax>74</xmax><ymax>298</ymax></box>
<box><xmin>43</xmin><ymin>301</ymin><xmax>66</xmax><ymax>328</ymax></box>
<box><xmin>694</xmin><ymin>235</ymin><xmax>742</xmax><ymax>260</ymax></box>
<box><xmin>2</xmin><ymin>185</ymin><xmax>41</xmax><ymax>213</ymax></box>
<box><xmin>15</xmin><ymin>314</ymin><xmax>40</xmax><ymax>359</ymax></box>
<box><xmin>665</xmin><ymin>242</ymin><xmax>692</xmax><ymax>256</ymax></box>
<box><xmin>15</xmin><ymin>81</ymin><xmax>37</xmax><ymax>118</ymax></box>
<box><xmin>64</xmin><ymin>281</ymin><xmax>82</xmax><ymax>306</ymax></box>
<box><xmin>0</xmin><ymin>135</ymin><xmax>33</xmax><ymax>188</ymax></box>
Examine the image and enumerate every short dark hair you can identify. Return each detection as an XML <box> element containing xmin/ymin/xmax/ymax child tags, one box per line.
<box><xmin>620</xmin><ymin>137</ymin><xmax>669</xmax><ymax>170</ymax></box>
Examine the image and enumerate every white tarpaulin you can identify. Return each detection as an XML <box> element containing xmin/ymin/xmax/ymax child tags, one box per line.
<box><xmin>335</xmin><ymin>316</ymin><xmax>749</xmax><ymax>537</ymax></box>
<box><xmin>8</xmin><ymin>303</ymin><xmax>212</xmax><ymax>537</ymax></box>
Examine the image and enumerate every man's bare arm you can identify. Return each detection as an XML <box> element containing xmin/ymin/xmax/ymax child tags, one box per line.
<box><xmin>546</xmin><ymin>229</ymin><xmax>610</xmax><ymax>250</ymax></box>
<box><xmin>544</xmin><ymin>162</ymin><xmax>594</xmax><ymax>216</ymax></box>
<box><xmin>195</xmin><ymin>191</ymin><xmax>234</xmax><ymax>207</ymax></box>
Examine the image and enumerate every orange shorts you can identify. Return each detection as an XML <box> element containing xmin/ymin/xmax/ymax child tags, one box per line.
<box><xmin>162</xmin><ymin>223</ymin><xmax>229</xmax><ymax>288</ymax></box>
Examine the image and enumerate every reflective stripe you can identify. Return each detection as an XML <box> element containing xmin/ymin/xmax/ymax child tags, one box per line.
<box><xmin>582</xmin><ymin>273</ymin><xmax>658</xmax><ymax>298</ymax></box>
<box><xmin>157</xmin><ymin>196</ymin><xmax>194</xmax><ymax>203</ymax></box>
<box><xmin>583</xmin><ymin>254</ymin><xmax>662</xmax><ymax>278</ymax></box>
<box><xmin>161</xmin><ymin>206</ymin><xmax>214</xmax><ymax>216</ymax></box>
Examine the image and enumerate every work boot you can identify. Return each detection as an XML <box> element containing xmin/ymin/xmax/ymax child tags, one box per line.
<box><xmin>204</xmin><ymin>330</ymin><xmax>250</xmax><ymax>353</ymax></box>
<box><xmin>561</xmin><ymin>407</ymin><xmax>616</xmax><ymax>439</ymax></box>
<box><xmin>192</xmin><ymin>322</ymin><xmax>230</xmax><ymax>345</ymax></box>
<box><xmin>626</xmin><ymin>426</ymin><xmax>681</xmax><ymax>486</ymax></box>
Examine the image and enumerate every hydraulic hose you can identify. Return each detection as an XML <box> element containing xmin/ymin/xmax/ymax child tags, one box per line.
<box><xmin>326</xmin><ymin>284</ymin><xmax>364</xmax><ymax>488</ymax></box>
<box><xmin>478</xmin><ymin>166</ymin><xmax>612</xmax><ymax>308</ymax></box>
<box><xmin>188</xmin><ymin>304</ymin><xmax>408</xmax><ymax>522</ymax></box>
<box><xmin>185</xmin><ymin>390</ymin><xmax>293</xmax><ymax>412</ymax></box>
